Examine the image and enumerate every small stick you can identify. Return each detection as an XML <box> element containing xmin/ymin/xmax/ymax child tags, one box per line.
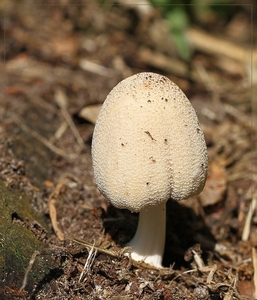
<box><xmin>18</xmin><ymin>118</ymin><xmax>75</xmax><ymax>158</ymax></box>
<box><xmin>224</xmin><ymin>103</ymin><xmax>257</xmax><ymax>133</ymax></box>
<box><xmin>70</xmin><ymin>236</ymin><xmax>168</xmax><ymax>272</ymax></box>
<box><xmin>78</xmin><ymin>243</ymin><xmax>97</xmax><ymax>283</ymax></box>
<box><xmin>192</xmin><ymin>250</ymin><xmax>205</xmax><ymax>269</ymax></box>
<box><xmin>242</xmin><ymin>197</ymin><xmax>257</xmax><ymax>241</ymax></box>
<box><xmin>48</xmin><ymin>180</ymin><xmax>68</xmax><ymax>241</ymax></box>
<box><xmin>49</xmin><ymin>175</ymin><xmax>82</xmax><ymax>241</ymax></box>
<box><xmin>70</xmin><ymin>236</ymin><xmax>122</xmax><ymax>257</ymax></box>
<box><xmin>79</xmin><ymin>59</ymin><xmax>115</xmax><ymax>77</ymax></box>
<box><xmin>195</xmin><ymin>61</ymin><xmax>221</xmax><ymax>115</ymax></box>
<box><xmin>50</xmin><ymin>121</ymin><xmax>69</xmax><ymax>143</ymax></box>
<box><xmin>252</xmin><ymin>247</ymin><xmax>257</xmax><ymax>299</ymax></box>
<box><xmin>187</xmin><ymin>27</ymin><xmax>254</xmax><ymax>64</ymax></box>
<box><xmin>20</xmin><ymin>250</ymin><xmax>40</xmax><ymax>291</ymax></box>
<box><xmin>206</xmin><ymin>264</ymin><xmax>217</xmax><ymax>285</ymax></box>
<box><xmin>138</xmin><ymin>47</ymin><xmax>194</xmax><ymax>80</ymax></box>
<box><xmin>55</xmin><ymin>88</ymin><xmax>85</xmax><ymax>149</ymax></box>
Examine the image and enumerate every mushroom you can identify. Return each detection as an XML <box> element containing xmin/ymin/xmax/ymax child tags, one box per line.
<box><xmin>91</xmin><ymin>72</ymin><xmax>208</xmax><ymax>268</ymax></box>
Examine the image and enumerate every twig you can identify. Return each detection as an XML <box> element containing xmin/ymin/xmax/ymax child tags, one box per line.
<box><xmin>138</xmin><ymin>47</ymin><xmax>196</xmax><ymax>80</ymax></box>
<box><xmin>49</xmin><ymin>196</ymin><xmax>65</xmax><ymax>241</ymax></box>
<box><xmin>78</xmin><ymin>243</ymin><xmax>97</xmax><ymax>283</ymax></box>
<box><xmin>192</xmin><ymin>250</ymin><xmax>205</xmax><ymax>269</ymax></box>
<box><xmin>26</xmin><ymin>93</ymin><xmax>59</xmax><ymax>115</ymax></box>
<box><xmin>49</xmin><ymin>175</ymin><xmax>82</xmax><ymax>241</ymax></box>
<box><xmin>20</xmin><ymin>250</ymin><xmax>40</xmax><ymax>291</ymax></box>
<box><xmin>206</xmin><ymin>264</ymin><xmax>217</xmax><ymax>285</ymax></box>
<box><xmin>187</xmin><ymin>27</ymin><xmax>254</xmax><ymax>64</ymax></box>
<box><xmin>49</xmin><ymin>121</ymin><xmax>69</xmax><ymax>143</ymax></box>
<box><xmin>48</xmin><ymin>179</ymin><xmax>70</xmax><ymax>241</ymax></box>
<box><xmin>79</xmin><ymin>59</ymin><xmax>115</xmax><ymax>77</ymax></box>
<box><xmin>194</xmin><ymin>61</ymin><xmax>221</xmax><ymax>117</ymax></box>
<box><xmin>242</xmin><ymin>197</ymin><xmax>257</xmax><ymax>241</ymax></box>
<box><xmin>252</xmin><ymin>247</ymin><xmax>257</xmax><ymax>299</ymax></box>
<box><xmin>6</xmin><ymin>57</ymin><xmax>87</xmax><ymax>87</ymax></box>
<box><xmin>69</xmin><ymin>236</ymin><xmax>173</xmax><ymax>273</ymax></box>
<box><xmin>70</xmin><ymin>236</ymin><xmax>126</xmax><ymax>258</ymax></box>
<box><xmin>224</xmin><ymin>103</ymin><xmax>257</xmax><ymax>133</ymax></box>
<box><xmin>17</xmin><ymin>116</ymin><xmax>75</xmax><ymax>159</ymax></box>
<box><xmin>54</xmin><ymin>88</ymin><xmax>84</xmax><ymax>149</ymax></box>
<box><xmin>195</xmin><ymin>60</ymin><xmax>256</xmax><ymax>133</ymax></box>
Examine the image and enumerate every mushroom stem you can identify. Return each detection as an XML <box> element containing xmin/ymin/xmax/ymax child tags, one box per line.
<box><xmin>127</xmin><ymin>201</ymin><xmax>166</xmax><ymax>268</ymax></box>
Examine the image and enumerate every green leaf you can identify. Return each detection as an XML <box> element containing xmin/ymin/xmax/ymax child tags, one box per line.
<box><xmin>171</xmin><ymin>31</ymin><xmax>191</xmax><ymax>61</ymax></box>
<box><xmin>165</xmin><ymin>7</ymin><xmax>189</xmax><ymax>32</ymax></box>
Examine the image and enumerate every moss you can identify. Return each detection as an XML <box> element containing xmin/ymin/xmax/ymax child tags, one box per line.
<box><xmin>0</xmin><ymin>181</ymin><xmax>55</xmax><ymax>293</ymax></box>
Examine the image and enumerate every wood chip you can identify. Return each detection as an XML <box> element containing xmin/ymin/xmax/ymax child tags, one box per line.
<box><xmin>79</xmin><ymin>104</ymin><xmax>102</xmax><ymax>124</ymax></box>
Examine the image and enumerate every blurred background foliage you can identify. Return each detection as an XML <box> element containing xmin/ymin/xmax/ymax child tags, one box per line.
<box><xmin>149</xmin><ymin>0</ymin><xmax>242</xmax><ymax>60</ymax></box>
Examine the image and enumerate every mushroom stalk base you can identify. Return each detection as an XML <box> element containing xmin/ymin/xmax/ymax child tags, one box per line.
<box><xmin>126</xmin><ymin>201</ymin><xmax>166</xmax><ymax>268</ymax></box>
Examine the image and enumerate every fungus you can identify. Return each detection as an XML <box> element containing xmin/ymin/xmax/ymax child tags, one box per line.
<box><xmin>91</xmin><ymin>72</ymin><xmax>208</xmax><ymax>268</ymax></box>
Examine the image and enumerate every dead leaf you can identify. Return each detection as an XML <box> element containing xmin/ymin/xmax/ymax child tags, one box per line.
<box><xmin>237</xmin><ymin>280</ymin><xmax>254</xmax><ymax>298</ymax></box>
<box><xmin>79</xmin><ymin>104</ymin><xmax>102</xmax><ymax>124</ymax></box>
<box><xmin>199</xmin><ymin>161</ymin><xmax>227</xmax><ymax>206</ymax></box>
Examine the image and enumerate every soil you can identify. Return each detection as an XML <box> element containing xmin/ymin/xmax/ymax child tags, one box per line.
<box><xmin>0</xmin><ymin>1</ymin><xmax>256</xmax><ymax>299</ymax></box>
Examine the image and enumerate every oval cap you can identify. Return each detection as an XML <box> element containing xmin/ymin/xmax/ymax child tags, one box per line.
<box><xmin>92</xmin><ymin>72</ymin><xmax>208</xmax><ymax>212</ymax></box>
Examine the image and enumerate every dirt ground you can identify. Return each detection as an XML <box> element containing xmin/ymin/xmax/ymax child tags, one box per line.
<box><xmin>0</xmin><ymin>1</ymin><xmax>257</xmax><ymax>299</ymax></box>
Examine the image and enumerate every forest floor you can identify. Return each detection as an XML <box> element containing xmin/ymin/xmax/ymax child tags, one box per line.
<box><xmin>0</xmin><ymin>1</ymin><xmax>256</xmax><ymax>299</ymax></box>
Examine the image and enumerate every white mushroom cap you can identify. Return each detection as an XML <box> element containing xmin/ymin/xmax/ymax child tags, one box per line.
<box><xmin>92</xmin><ymin>72</ymin><xmax>208</xmax><ymax>213</ymax></box>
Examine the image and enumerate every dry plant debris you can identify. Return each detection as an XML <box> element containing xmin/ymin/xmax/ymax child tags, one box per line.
<box><xmin>0</xmin><ymin>1</ymin><xmax>256</xmax><ymax>299</ymax></box>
